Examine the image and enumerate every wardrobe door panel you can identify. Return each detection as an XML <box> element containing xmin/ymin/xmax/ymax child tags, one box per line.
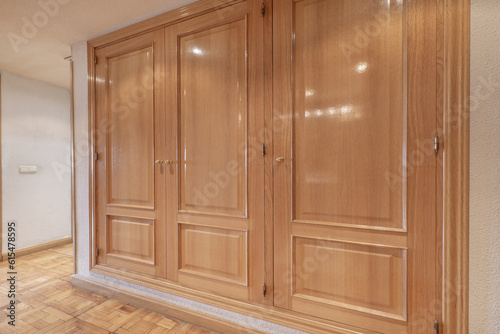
<box><xmin>274</xmin><ymin>0</ymin><xmax>438</xmax><ymax>333</ymax></box>
<box><xmin>107</xmin><ymin>48</ymin><xmax>155</xmax><ymax>209</ymax></box>
<box><xmin>165</xmin><ymin>0</ymin><xmax>266</xmax><ymax>303</ymax></box>
<box><xmin>95</xmin><ymin>30</ymin><xmax>167</xmax><ymax>277</ymax></box>
<box><xmin>179</xmin><ymin>19</ymin><xmax>247</xmax><ymax>217</ymax></box>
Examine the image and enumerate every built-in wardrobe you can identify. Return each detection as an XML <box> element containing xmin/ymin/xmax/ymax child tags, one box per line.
<box><xmin>87</xmin><ymin>0</ymin><xmax>469</xmax><ymax>333</ymax></box>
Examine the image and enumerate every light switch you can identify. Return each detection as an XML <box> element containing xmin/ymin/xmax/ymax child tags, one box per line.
<box><xmin>19</xmin><ymin>166</ymin><xmax>37</xmax><ymax>174</ymax></box>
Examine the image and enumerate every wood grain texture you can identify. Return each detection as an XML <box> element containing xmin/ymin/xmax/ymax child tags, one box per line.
<box><xmin>107</xmin><ymin>47</ymin><xmax>155</xmax><ymax>208</ymax></box>
<box><xmin>436</xmin><ymin>0</ymin><xmax>445</xmax><ymax>329</ymax></box>
<box><xmin>274</xmin><ymin>0</ymin><xmax>410</xmax><ymax>332</ymax></box>
<box><xmin>83</xmin><ymin>0</ymin><xmax>471</xmax><ymax>332</ymax></box>
<box><xmin>293</xmin><ymin>237</ymin><xmax>406</xmax><ymax>318</ymax></box>
<box><xmin>165</xmin><ymin>0</ymin><xmax>266</xmax><ymax>303</ymax></box>
<box><xmin>0</xmin><ymin>73</ymin><xmax>2</xmax><ymax>262</ymax></box>
<box><xmin>179</xmin><ymin>224</ymin><xmax>248</xmax><ymax>284</ymax></box>
<box><xmin>442</xmin><ymin>0</ymin><xmax>470</xmax><ymax>333</ymax></box>
<box><xmin>291</xmin><ymin>0</ymin><xmax>404</xmax><ymax>230</ymax></box>
<box><xmin>178</xmin><ymin>17</ymin><xmax>247</xmax><ymax>217</ymax></box>
<box><xmin>94</xmin><ymin>30</ymin><xmax>167</xmax><ymax>277</ymax></box>
<box><xmin>107</xmin><ymin>217</ymin><xmax>155</xmax><ymax>264</ymax></box>
<box><xmin>406</xmin><ymin>0</ymin><xmax>438</xmax><ymax>333</ymax></box>
<box><xmin>272</xmin><ymin>0</ymin><xmax>293</xmax><ymax>310</ymax></box>
<box><xmin>262</xmin><ymin>0</ymin><xmax>274</xmax><ymax>307</ymax></box>
<box><xmin>273</xmin><ymin>0</ymin><xmax>441</xmax><ymax>332</ymax></box>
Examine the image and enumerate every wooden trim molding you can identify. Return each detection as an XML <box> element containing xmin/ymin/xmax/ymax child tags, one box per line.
<box><xmin>1</xmin><ymin>237</ymin><xmax>72</xmax><ymax>260</ymax></box>
<box><xmin>0</xmin><ymin>73</ymin><xmax>2</xmax><ymax>262</ymax></box>
<box><xmin>87</xmin><ymin>42</ymin><xmax>96</xmax><ymax>271</ymax></box>
<box><xmin>442</xmin><ymin>0</ymin><xmax>470</xmax><ymax>333</ymax></box>
<box><xmin>89</xmin><ymin>0</ymin><xmax>244</xmax><ymax>48</ymax></box>
<box><xmin>69</xmin><ymin>59</ymin><xmax>77</xmax><ymax>275</ymax></box>
<box><xmin>71</xmin><ymin>275</ymin><xmax>267</xmax><ymax>334</ymax></box>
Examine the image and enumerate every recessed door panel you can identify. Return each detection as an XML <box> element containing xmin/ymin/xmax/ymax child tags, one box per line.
<box><xmin>179</xmin><ymin>20</ymin><xmax>247</xmax><ymax>217</ymax></box>
<box><xmin>274</xmin><ymin>0</ymin><xmax>437</xmax><ymax>332</ymax></box>
<box><xmin>165</xmin><ymin>1</ymin><xmax>266</xmax><ymax>303</ymax></box>
<box><xmin>292</xmin><ymin>0</ymin><xmax>404</xmax><ymax>230</ymax></box>
<box><xmin>107</xmin><ymin>216</ymin><xmax>155</xmax><ymax>264</ymax></box>
<box><xmin>107</xmin><ymin>48</ymin><xmax>155</xmax><ymax>208</ymax></box>
<box><xmin>293</xmin><ymin>237</ymin><xmax>406</xmax><ymax>319</ymax></box>
<box><xmin>179</xmin><ymin>223</ymin><xmax>247</xmax><ymax>284</ymax></box>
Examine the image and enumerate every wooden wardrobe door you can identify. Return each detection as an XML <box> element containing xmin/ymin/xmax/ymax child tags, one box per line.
<box><xmin>95</xmin><ymin>30</ymin><xmax>167</xmax><ymax>277</ymax></box>
<box><xmin>273</xmin><ymin>0</ymin><xmax>438</xmax><ymax>333</ymax></box>
<box><xmin>165</xmin><ymin>1</ymin><xmax>266</xmax><ymax>303</ymax></box>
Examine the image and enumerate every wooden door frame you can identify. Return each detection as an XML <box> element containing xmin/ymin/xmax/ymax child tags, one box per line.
<box><xmin>440</xmin><ymin>0</ymin><xmax>469</xmax><ymax>332</ymax></box>
<box><xmin>0</xmin><ymin>73</ymin><xmax>2</xmax><ymax>262</ymax></box>
<box><xmin>82</xmin><ymin>0</ymin><xmax>470</xmax><ymax>333</ymax></box>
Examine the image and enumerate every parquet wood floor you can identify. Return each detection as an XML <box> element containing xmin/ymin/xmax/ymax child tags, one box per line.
<box><xmin>0</xmin><ymin>244</ymin><xmax>219</xmax><ymax>334</ymax></box>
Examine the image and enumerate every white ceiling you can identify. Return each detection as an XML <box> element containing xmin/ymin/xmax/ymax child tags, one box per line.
<box><xmin>0</xmin><ymin>0</ymin><xmax>194</xmax><ymax>90</ymax></box>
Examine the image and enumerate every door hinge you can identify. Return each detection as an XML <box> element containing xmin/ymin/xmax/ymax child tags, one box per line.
<box><xmin>262</xmin><ymin>283</ymin><xmax>267</xmax><ymax>297</ymax></box>
<box><xmin>261</xmin><ymin>2</ymin><xmax>265</xmax><ymax>17</ymax></box>
<box><xmin>262</xmin><ymin>144</ymin><xmax>266</xmax><ymax>156</ymax></box>
<box><xmin>95</xmin><ymin>248</ymin><xmax>99</xmax><ymax>258</ymax></box>
<box><xmin>94</xmin><ymin>55</ymin><xmax>98</xmax><ymax>65</ymax></box>
<box><xmin>94</xmin><ymin>152</ymin><xmax>98</xmax><ymax>161</ymax></box>
<box><xmin>434</xmin><ymin>320</ymin><xmax>439</xmax><ymax>334</ymax></box>
<box><xmin>434</xmin><ymin>134</ymin><xmax>440</xmax><ymax>154</ymax></box>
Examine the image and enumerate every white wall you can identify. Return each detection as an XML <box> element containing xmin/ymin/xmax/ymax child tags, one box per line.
<box><xmin>1</xmin><ymin>72</ymin><xmax>71</xmax><ymax>252</ymax></box>
<box><xmin>470</xmin><ymin>1</ymin><xmax>500</xmax><ymax>333</ymax></box>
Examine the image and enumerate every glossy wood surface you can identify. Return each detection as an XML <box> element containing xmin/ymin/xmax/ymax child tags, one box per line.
<box><xmin>292</xmin><ymin>0</ymin><xmax>404</xmax><ymax>230</ymax></box>
<box><xmin>165</xmin><ymin>0</ymin><xmax>266</xmax><ymax>303</ymax></box>
<box><xmin>273</xmin><ymin>0</ymin><xmax>437</xmax><ymax>332</ymax></box>
<box><xmin>0</xmin><ymin>73</ymin><xmax>2</xmax><ymax>262</ymax></box>
<box><xmin>179</xmin><ymin>18</ymin><xmax>247</xmax><ymax>217</ymax></box>
<box><xmin>85</xmin><ymin>0</ymin><xmax>470</xmax><ymax>332</ymax></box>
<box><xmin>107</xmin><ymin>47</ymin><xmax>155</xmax><ymax>208</ymax></box>
<box><xmin>441</xmin><ymin>0</ymin><xmax>470</xmax><ymax>333</ymax></box>
<box><xmin>293</xmin><ymin>237</ymin><xmax>405</xmax><ymax>318</ymax></box>
<box><xmin>406</xmin><ymin>0</ymin><xmax>438</xmax><ymax>332</ymax></box>
<box><xmin>95</xmin><ymin>30</ymin><xmax>166</xmax><ymax>277</ymax></box>
<box><xmin>107</xmin><ymin>217</ymin><xmax>155</xmax><ymax>263</ymax></box>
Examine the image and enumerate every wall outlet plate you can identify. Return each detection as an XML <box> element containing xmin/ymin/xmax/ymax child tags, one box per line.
<box><xmin>18</xmin><ymin>166</ymin><xmax>37</xmax><ymax>174</ymax></box>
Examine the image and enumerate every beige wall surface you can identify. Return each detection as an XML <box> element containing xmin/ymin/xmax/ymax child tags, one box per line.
<box><xmin>470</xmin><ymin>0</ymin><xmax>500</xmax><ymax>333</ymax></box>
